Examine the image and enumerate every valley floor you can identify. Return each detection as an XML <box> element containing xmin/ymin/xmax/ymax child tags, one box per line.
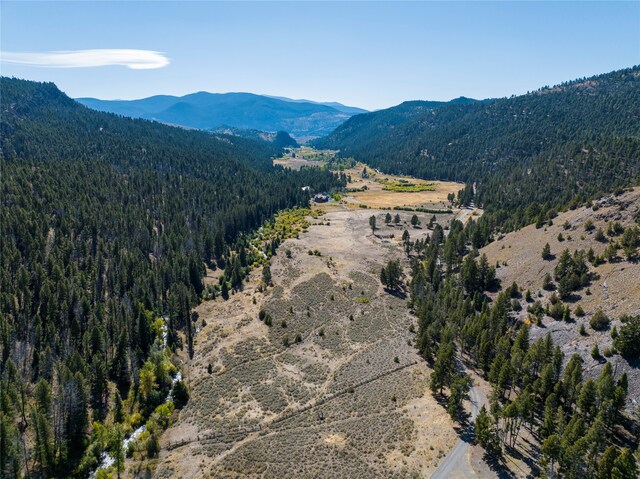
<box><xmin>153</xmin><ymin>206</ymin><xmax>492</xmax><ymax>479</ymax></box>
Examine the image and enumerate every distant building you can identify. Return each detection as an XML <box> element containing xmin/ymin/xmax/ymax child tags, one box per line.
<box><xmin>314</xmin><ymin>193</ymin><xmax>329</xmax><ymax>203</ymax></box>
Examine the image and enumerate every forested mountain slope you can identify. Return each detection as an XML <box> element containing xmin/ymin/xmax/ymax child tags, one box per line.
<box><xmin>77</xmin><ymin>91</ymin><xmax>364</xmax><ymax>139</ymax></box>
<box><xmin>210</xmin><ymin>126</ymin><xmax>299</xmax><ymax>149</ymax></box>
<box><xmin>314</xmin><ymin>96</ymin><xmax>477</xmax><ymax>152</ymax></box>
<box><xmin>316</xmin><ymin>67</ymin><xmax>640</xmax><ymax>230</ymax></box>
<box><xmin>0</xmin><ymin>78</ymin><xmax>344</xmax><ymax>477</ymax></box>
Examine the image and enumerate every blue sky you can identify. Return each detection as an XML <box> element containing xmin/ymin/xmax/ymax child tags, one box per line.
<box><xmin>2</xmin><ymin>1</ymin><xmax>639</xmax><ymax>110</ymax></box>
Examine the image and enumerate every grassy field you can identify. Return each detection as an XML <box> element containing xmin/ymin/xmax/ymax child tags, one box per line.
<box><xmin>375</xmin><ymin>178</ymin><xmax>437</xmax><ymax>193</ymax></box>
<box><xmin>274</xmin><ymin>148</ymin><xmax>463</xmax><ymax>210</ymax></box>
<box><xmin>336</xmin><ymin>164</ymin><xmax>461</xmax><ymax>210</ymax></box>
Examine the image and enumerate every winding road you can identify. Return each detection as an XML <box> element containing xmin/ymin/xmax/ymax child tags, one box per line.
<box><xmin>431</xmin><ymin>378</ymin><xmax>488</xmax><ymax>479</ymax></box>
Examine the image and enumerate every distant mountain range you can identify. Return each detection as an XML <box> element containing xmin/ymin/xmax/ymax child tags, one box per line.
<box><xmin>264</xmin><ymin>96</ymin><xmax>367</xmax><ymax>115</ymax></box>
<box><xmin>76</xmin><ymin>92</ymin><xmax>367</xmax><ymax>140</ymax></box>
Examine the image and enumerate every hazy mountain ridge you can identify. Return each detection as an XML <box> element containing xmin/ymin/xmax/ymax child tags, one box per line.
<box><xmin>77</xmin><ymin>92</ymin><xmax>366</xmax><ymax>139</ymax></box>
<box><xmin>265</xmin><ymin>95</ymin><xmax>368</xmax><ymax>115</ymax></box>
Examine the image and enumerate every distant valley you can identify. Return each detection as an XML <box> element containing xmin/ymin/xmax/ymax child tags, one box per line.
<box><xmin>77</xmin><ymin>92</ymin><xmax>367</xmax><ymax>141</ymax></box>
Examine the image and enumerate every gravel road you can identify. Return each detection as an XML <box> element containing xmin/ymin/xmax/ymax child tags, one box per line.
<box><xmin>431</xmin><ymin>378</ymin><xmax>489</xmax><ymax>479</ymax></box>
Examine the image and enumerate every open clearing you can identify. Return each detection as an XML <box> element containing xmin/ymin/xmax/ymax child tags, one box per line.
<box><xmin>154</xmin><ymin>206</ymin><xmax>466</xmax><ymax>479</ymax></box>
<box><xmin>275</xmin><ymin>149</ymin><xmax>463</xmax><ymax>210</ymax></box>
<box><xmin>340</xmin><ymin>165</ymin><xmax>462</xmax><ymax>210</ymax></box>
<box><xmin>273</xmin><ymin>146</ymin><xmax>335</xmax><ymax>171</ymax></box>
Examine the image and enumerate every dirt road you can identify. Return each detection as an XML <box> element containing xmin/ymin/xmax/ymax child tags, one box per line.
<box><xmin>430</xmin><ymin>378</ymin><xmax>488</xmax><ymax>479</ymax></box>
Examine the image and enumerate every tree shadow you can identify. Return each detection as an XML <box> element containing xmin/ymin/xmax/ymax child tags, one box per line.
<box><xmin>504</xmin><ymin>443</ymin><xmax>540</xmax><ymax>477</ymax></box>
<box><xmin>483</xmin><ymin>453</ymin><xmax>518</xmax><ymax>479</ymax></box>
<box><xmin>383</xmin><ymin>286</ymin><xmax>407</xmax><ymax>299</ymax></box>
<box><xmin>625</xmin><ymin>356</ymin><xmax>640</xmax><ymax>370</ymax></box>
<box><xmin>563</xmin><ymin>292</ymin><xmax>582</xmax><ymax>303</ymax></box>
<box><xmin>486</xmin><ymin>278</ymin><xmax>502</xmax><ymax>293</ymax></box>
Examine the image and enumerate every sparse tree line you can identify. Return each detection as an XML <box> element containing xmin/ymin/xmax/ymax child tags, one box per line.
<box><xmin>406</xmin><ymin>215</ymin><xmax>638</xmax><ymax>478</ymax></box>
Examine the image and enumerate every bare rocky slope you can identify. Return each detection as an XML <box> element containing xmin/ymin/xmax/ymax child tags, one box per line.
<box><xmin>481</xmin><ymin>187</ymin><xmax>640</xmax><ymax>411</ymax></box>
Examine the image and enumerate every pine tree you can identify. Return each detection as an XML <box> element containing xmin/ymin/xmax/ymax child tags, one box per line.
<box><xmin>430</xmin><ymin>342</ymin><xmax>455</xmax><ymax>395</ymax></box>
<box><xmin>597</xmin><ymin>446</ymin><xmax>619</xmax><ymax>479</ymax></box>
<box><xmin>262</xmin><ymin>265</ymin><xmax>272</xmax><ymax>285</ymax></box>
<box><xmin>611</xmin><ymin>448</ymin><xmax>638</xmax><ymax>479</ymax></box>
<box><xmin>113</xmin><ymin>391</ymin><xmax>124</xmax><ymax>424</ymax></box>
<box><xmin>369</xmin><ymin>215</ymin><xmax>377</xmax><ymax>233</ymax></box>
<box><xmin>541</xmin><ymin>434</ymin><xmax>561</xmax><ymax>477</ymax></box>
<box><xmin>475</xmin><ymin>405</ymin><xmax>501</xmax><ymax>456</ymax></box>
<box><xmin>380</xmin><ymin>260</ymin><xmax>402</xmax><ymax>291</ymax></box>
<box><xmin>0</xmin><ymin>412</ymin><xmax>21</xmax><ymax>479</ymax></box>
<box><xmin>110</xmin><ymin>424</ymin><xmax>125</xmax><ymax>479</ymax></box>
<box><xmin>447</xmin><ymin>375</ymin><xmax>471</xmax><ymax>420</ymax></box>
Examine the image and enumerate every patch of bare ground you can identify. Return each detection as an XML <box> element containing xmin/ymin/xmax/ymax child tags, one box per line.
<box><xmin>153</xmin><ymin>206</ymin><xmax>463</xmax><ymax>479</ymax></box>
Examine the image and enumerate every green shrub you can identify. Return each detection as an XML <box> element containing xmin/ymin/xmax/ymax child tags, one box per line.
<box><xmin>172</xmin><ymin>380</ymin><xmax>189</xmax><ymax>409</ymax></box>
<box><xmin>590</xmin><ymin>310</ymin><xmax>610</xmax><ymax>331</ymax></box>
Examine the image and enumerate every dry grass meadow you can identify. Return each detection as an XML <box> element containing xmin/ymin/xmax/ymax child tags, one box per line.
<box><xmin>154</xmin><ymin>207</ymin><xmax>461</xmax><ymax>479</ymax></box>
<box><xmin>340</xmin><ymin>166</ymin><xmax>462</xmax><ymax>210</ymax></box>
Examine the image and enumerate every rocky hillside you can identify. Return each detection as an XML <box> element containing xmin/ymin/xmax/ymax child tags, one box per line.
<box><xmin>481</xmin><ymin>187</ymin><xmax>640</xmax><ymax>410</ymax></box>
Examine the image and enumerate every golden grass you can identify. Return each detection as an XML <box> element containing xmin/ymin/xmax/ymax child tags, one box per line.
<box><xmin>338</xmin><ymin>164</ymin><xmax>462</xmax><ymax>209</ymax></box>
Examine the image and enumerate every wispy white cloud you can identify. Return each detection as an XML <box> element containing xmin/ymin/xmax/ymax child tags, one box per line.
<box><xmin>0</xmin><ymin>49</ymin><xmax>169</xmax><ymax>69</ymax></box>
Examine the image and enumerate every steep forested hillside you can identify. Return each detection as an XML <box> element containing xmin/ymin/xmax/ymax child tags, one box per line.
<box><xmin>77</xmin><ymin>91</ymin><xmax>363</xmax><ymax>139</ymax></box>
<box><xmin>0</xmin><ymin>78</ymin><xmax>344</xmax><ymax>477</ymax></box>
<box><xmin>316</xmin><ymin>67</ymin><xmax>640</xmax><ymax>230</ymax></box>
<box><xmin>314</xmin><ymin>97</ymin><xmax>477</xmax><ymax>152</ymax></box>
<box><xmin>210</xmin><ymin>126</ymin><xmax>299</xmax><ymax>149</ymax></box>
